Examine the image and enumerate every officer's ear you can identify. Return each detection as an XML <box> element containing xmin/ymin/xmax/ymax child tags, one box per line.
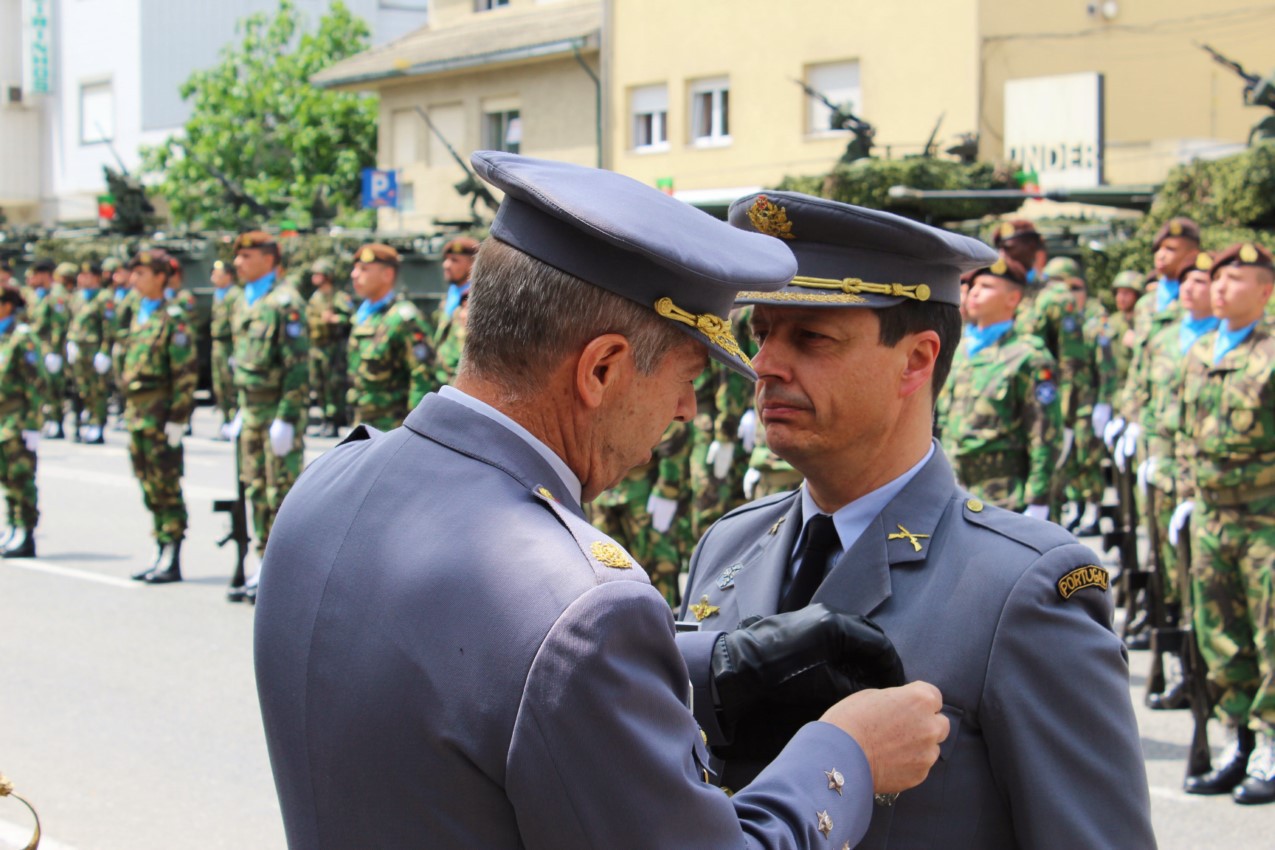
<box><xmin>575</xmin><ymin>333</ymin><xmax>634</xmax><ymax>410</ymax></box>
<box><xmin>898</xmin><ymin>330</ymin><xmax>939</xmax><ymax>402</ymax></box>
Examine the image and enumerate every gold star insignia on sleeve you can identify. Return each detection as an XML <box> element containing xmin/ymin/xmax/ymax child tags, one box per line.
<box><xmin>817</xmin><ymin>810</ymin><xmax>834</xmax><ymax>839</ymax></box>
<box><xmin>825</xmin><ymin>768</ymin><xmax>845</xmax><ymax>795</ymax></box>
<box><xmin>887</xmin><ymin>523</ymin><xmax>930</xmax><ymax>552</ymax></box>
<box><xmin>689</xmin><ymin>595</ymin><xmax>720</xmax><ymax>622</ymax></box>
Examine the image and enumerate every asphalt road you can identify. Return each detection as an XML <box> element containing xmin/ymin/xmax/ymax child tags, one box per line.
<box><xmin>1</xmin><ymin>407</ymin><xmax>1272</xmax><ymax>849</ymax></box>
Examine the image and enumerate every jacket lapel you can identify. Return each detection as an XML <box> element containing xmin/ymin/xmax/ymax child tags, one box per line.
<box><xmin>728</xmin><ymin>496</ymin><xmax>803</xmax><ymax>624</ymax></box>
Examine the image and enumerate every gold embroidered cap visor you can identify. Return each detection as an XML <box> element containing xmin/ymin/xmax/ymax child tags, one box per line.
<box><xmin>470</xmin><ymin>151</ymin><xmax>798</xmax><ymax>379</ymax></box>
<box><xmin>727</xmin><ymin>191</ymin><xmax>998</xmax><ymax>310</ymax></box>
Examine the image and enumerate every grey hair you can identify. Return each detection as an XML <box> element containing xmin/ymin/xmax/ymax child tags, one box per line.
<box><xmin>459</xmin><ymin>238</ymin><xmax>689</xmax><ymax>401</ymax></box>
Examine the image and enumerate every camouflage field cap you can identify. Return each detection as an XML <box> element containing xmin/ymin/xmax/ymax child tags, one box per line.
<box><xmin>101</xmin><ymin>257</ymin><xmax>123</xmax><ymax>273</ymax></box>
<box><xmin>54</xmin><ymin>261</ymin><xmax>79</xmax><ymax>280</ymax></box>
<box><xmin>442</xmin><ymin>236</ymin><xmax>479</xmax><ymax>256</ymax></box>
<box><xmin>1043</xmin><ymin>256</ymin><xmax>1081</xmax><ymax>281</ymax></box>
<box><xmin>1111</xmin><ymin>270</ymin><xmax>1147</xmax><ymax>293</ymax></box>
<box><xmin>233</xmin><ymin>230</ymin><xmax>278</xmax><ymax>254</ymax></box>
<box><xmin>311</xmin><ymin>258</ymin><xmax>336</xmax><ymax>277</ymax></box>
<box><xmin>727</xmin><ymin>191</ymin><xmax>996</xmax><ymax>309</ymax></box>
<box><xmin>992</xmin><ymin>219</ymin><xmax>1042</xmax><ymax>248</ymax></box>
<box><xmin>1152</xmin><ymin>217</ymin><xmax>1201</xmax><ymax>250</ymax></box>
<box><xmin>1212</xmin><ymin>241</ymin><xmax>1274</xmax><ymax>276</ymax></box>
<box><xmin>962</xmin><ymin>254</ymin><xmax>1031</xmax><ymax>288</ymax></box>
<box><xmin>354</xmin><ymin>243</ymin><xmax>400</xmax><ymax>269</ymax></box>
<box><xmin>471</xmin><ymin>151</ymin><xmax>796</xmax><ymax>379</ymax></box>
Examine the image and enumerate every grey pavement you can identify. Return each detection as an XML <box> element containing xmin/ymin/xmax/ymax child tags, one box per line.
<box><xmin>1</xmin><ymin>407</ymin><xmax>1273</xmax><ymax>848</ymax></box>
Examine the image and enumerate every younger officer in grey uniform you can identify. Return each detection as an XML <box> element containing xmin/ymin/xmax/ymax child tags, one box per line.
<box><xmin>682</xmin><ymin>192</ymin><xmax>1156</xmax><ymax>849</ymax></box>
<box><xmin>255</xmin><ymin>153</ymin><xmax>950</xmax><ymax>850</ymax></box>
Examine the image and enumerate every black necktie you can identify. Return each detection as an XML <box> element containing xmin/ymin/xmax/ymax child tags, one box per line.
<box><xmin>780</xmin><ymin>514</ymin><xmax>839</xmax><ymax>613</ymax></box>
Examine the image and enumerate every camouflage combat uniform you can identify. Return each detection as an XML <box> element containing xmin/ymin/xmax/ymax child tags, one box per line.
<box><xmin>232</xmin><ymin>275</ymin><xmax>310</xmax><ymax>553</ymax></box>
<box><xmin>210</xmin><ymin>285</ymin><xmax>243</xmax><ymax>426</ymax></box>
<box><xmin>119</xmin><ymin>300</ymin><xmax>198</xmax><ymax>543</ymax></box>
<box><xmin>67</xmin><ymin>285</ymin><xmax>116</xmax><ymax>430</ymax></box>
<box><xmin>746</xmin><ymin>420</ymin><xmax>804</xmax><ymax>500</ymax></box>
<box><xmin>347</xmin><ymin>296</ymin><xmax>435</xmax><ymax>431</ymax></box>
<box><xmin>307</xmin><ymin>286</ymin><xmax>353</xmax><ymax>424</ymax></box>
<box><xmin>432</xmin><ymin>313</ymin><xmax>465</xmax><ymax>386</ymax></box>
<box><xmin>937</xmin><ymin>326</ymin><xmax>1062</xmax><ymax>510</ymax></box>
<box><xmin>1067</xmin><ymin>305</ymin><xmax>1117</xmax><ymax>504</ymax></box>
<box><xmin>27</xmin><ymin>282</ymin><xmax>71</xmax><ymax>431</ymax></box>
<box><xmin>0</xmin><ymin>320</ymin><xmax>49</xmax><ymax>530</ymax></box>
<box><xmin>591</xmin><ymin>420</ymin><xmax>692</xmax><ymax>607</ymax></box>
<box><xmin>1177</xmin><ymin>323</ymin><xmax>1275</xmax><ymax>734</ymax></box>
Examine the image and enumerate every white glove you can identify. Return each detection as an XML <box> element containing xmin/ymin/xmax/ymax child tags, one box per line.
<box><xmin>1121</xmin><ymin>423</ymin><xmax>1142</xmax><ymax>457</ymax></box>
<box><xmin>1168</xmin><ymin>500</ymin><xmax>1196</xmax><ymax>546</ymax></box>
<box><xmin>268</xmin><ymin>418</ymin><xmax>295</xmax><ymax>457</ymax></box>
<box><xmin>44</xmin><ymin>352</ymin><xmax>63</xmax><ymax>374</ymax></box>
<box><xmin>65</xmin><ymin>340</ymin><xmax>80</xmax><ymax>364</ymax></box>
<box><xmin>1091</xmin><ymin>402</ymin><xmax>1112</xmax><ymax>436</ymax></box>
<box><xmin>164</xmin><ymin>421</ymin><xmax>185</xmax><ymax>448</ymax></box>
<box><xmin>738</xmin><ymin>409</ymin><xmax>757</xmax><ymax>453</ymax></box>
<box><xmin>1103</xmin><ymin>416</ymin><xmax>1126</xmax><ymax>450</ymax></box>
<box><xmin>223</xmin><ymin>412</ymin><xmax>244</xmax><ymax>441</ymax></box>
<box><xmin>1136</xmin><ymin>457</ymin><xmax>1154</xmax><ymax>495</ymax></box>
<box><xmin>743</xmin><ymin>467</ymin><xmax>762</xmax><ymax>500</ymax></box>
<box><xmin>646</xmin><ymin>493</ymin><xmax>678</xmax><ymax>534</ymax></box>
<box><xmin>21</xmin><ymin>430</ymin><xmax>39</xmax><ymax>452</ymax></box>
<box><xmin>1022</xmin><ymin>504</ymin><xmax>1050</xmax><ymax>521</ymax></box>
<box><xmin>707</xmin><ymin>440</ymin><xmax>735</xmax><ymax>479</ymax></box>
<box><xmin>93</xmin><ymin>351</ymin><xmax>111</xmax><ymax>374</ymax></box>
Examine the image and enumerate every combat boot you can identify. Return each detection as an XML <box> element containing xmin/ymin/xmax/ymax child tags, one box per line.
<box><xmin>1185</xmin><ymin>726</ymin><xmax>1255</xmax><ymax>794</ymax></box>
<box><xmin>2</xmin><ymin>527</ymin><xmax>35</xmax><ymax>558</ymax></box>
<box><xmin>131</xmin><ymin>543</ymin><xmax>165</xmax><ymax>581</ymax></box>
<box><xmin>143</xmin><ymin>541</ymin><xmax>182</xmax><ymax>584</ymax></box>
<box><xmin>1233</xmin><ymin>732</ymin><xmax>1275</xmax><ymax>805</ymax></box>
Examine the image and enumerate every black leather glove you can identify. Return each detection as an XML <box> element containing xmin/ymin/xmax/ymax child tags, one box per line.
<box><xmin>710</xmin><ymin>604</ymin><xmax>905</xmax><ymax>766</ymax></box>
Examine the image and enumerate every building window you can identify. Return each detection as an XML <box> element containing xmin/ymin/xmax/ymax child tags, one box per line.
<box><xmin>689</xmin><ymin>76</ymin><xmax>730</xmax><ymax>146</ymax></box>
<box><xmin>80</xmin><ymin>80</ymin><xmax>114</xmax><ymax>145</ymax></box>
<box><xmin>805</xmin><ymin>61</ymin><xmax>861</xmax><ymax>134</ymax></box>
<box><xmin>475</xmin><ymin>0</ymin><xmax>509</xmax><ymax>10</ymax></box>
<box><xmin>483</xmin><ymin>108</ymin><xmax>521</xmax><ymax>154</ymax></box>
<box><xmin>390</xmin><ymin>108</ymin><xmax>420</xmax><ymax>169</ymax></box>
<box><xmin>630</xmin><ymin>84</ymin><xmax>668</xmax><ymax>152</ymax></box>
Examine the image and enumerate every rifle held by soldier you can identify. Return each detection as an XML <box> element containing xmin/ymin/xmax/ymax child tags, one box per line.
<box><xmin>1176</xmin><ymin>517</ymin><xmax>1213</xmax><ymax>778</ymax></box>
<box><xmin>215</xmin><ymin>438</ymin><xmax>252</xmax><ymax>601</ymax></box>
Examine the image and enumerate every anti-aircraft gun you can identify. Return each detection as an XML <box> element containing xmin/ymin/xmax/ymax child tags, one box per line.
<box><xmin>1199</xmin><ymin>43</ymin><xmax>1275</xmax><ymax>145</ymax></box>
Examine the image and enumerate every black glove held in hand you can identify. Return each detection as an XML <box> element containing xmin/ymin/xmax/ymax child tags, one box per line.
<box><xmin>710</xmin><ymin>604</ymin><xmax>905</xmax><ymax>770</ymax></box>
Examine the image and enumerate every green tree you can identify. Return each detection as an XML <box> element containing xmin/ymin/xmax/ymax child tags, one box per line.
<box><xmin>142</xmin><ymin>0</ymin><xmax>377</xmax><ymax>231</ymax></box>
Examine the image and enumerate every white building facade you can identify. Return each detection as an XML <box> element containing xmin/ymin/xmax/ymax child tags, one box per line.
<box><xmin>0</xmin><ymin>0</ymin><xmax>428</xmax><ymax>226</ymax></box>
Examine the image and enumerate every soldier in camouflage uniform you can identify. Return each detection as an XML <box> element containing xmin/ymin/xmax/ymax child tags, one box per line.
<box><xmin>346</xmin><ymin>244</ymin><xmax>435</xmax><ymax>431</ymax></box>
<box><xmin>67</xmin><ymin>261</ymin><xmax>116</xmax><ymax>444</ymax></box>
<box><xmin>230</xmin><ymin>231</ymin><xmax>310</xmax><ymax>592</ymax></box>
<box><xmin>435</xmin><ymin>236</ymin><xmax>478</xmax><ymax>328</ymax></box>
<box><xmin>119</xmin><ymin>251</ymin><xmax>198</xmax><ymax>583</ymax></box>
<box><xmin>308</xmin><ymin>258</ymin><xmax>353</xmax><ymax>437</ymax></box>
<box><xmin>209</xmin><ymin>259</ymin><xmax>241</xmax><ymax>436</ymax></box>
<box><xmin>1175</xmin><ymin>242</ymin><xmax>1275</xmax><ymax>804</ymax></box>
<box><xmin>27</xmin><ymin>261</ymin><xmax>72</xmax><ymax>439</ymax></box>
<box><xmin>104</xmin><ymin>258</ymin><xmax>131</xmax><ymax>428</ymax></box>
<box><xmin>433</xmin><ymin>283</ymin><xmax>469</xmax><ymax>386</ymax></box>
<box><xmin>1106</xmin><ymin>270</ymin><xmax>1147</xmax><ymax>392</ymax></box>
<box><xmin>163</xmin><ymin>254</ymin><xmax>199</xmax><ymax>318</ymax></box>
<box><xmin>590</xmin><ymin>420</ymin><xmax>691</xmax><ymax>607</ymax></box>
<box><xmin>937</xmin><ymin>256</ymin><xmax>1061</xmax><ymax>514</ymax></box>
<box><xmin>0</xmin><ymin>284</ymin><xmax>49</xmax><ymax>558</ymax></box>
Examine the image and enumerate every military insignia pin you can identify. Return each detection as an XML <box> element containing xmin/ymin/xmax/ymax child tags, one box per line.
<box><xmin>590</xmin><ymin>541</ymin><xmax>632</xmax><ymax>570</ymax></box>
<box><xmin>887</xmin><ymin>523</ymin><xmax>930</xmax><ymax>552</ymax></box>
<box><xmin>746</xmin><ymin>195</ymin><xmax>795</xmax><ymax>240</ymax></box>
<box><xmin>689</xmin><ymin>595</ymin><xmax>720</xmax><ymax>622</ymax></box>
<box><xmin>825</xmin><ymin>768</ymin><xmax>845</xmax><ymax>795</ymax></box>
<box><xmin>816</xmin><ymin>810</ymin><xmax>834</xmax><ymax>839</ymax></box>
<box><xmin>717</xmin><ymin>563</ymin><xmax>743</xmax><ymax>590</ymax></box>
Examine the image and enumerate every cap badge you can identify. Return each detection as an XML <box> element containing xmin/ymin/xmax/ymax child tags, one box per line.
<box><xmin>990</xmin><ymin>257</ymin><xmax>1008</xmax><ymax>276</ymax></box>
<box><xmin>1169</xmin><ymin>220</ymin><xmax>1183</xmax><ymax>236</ymax></box>
<box><xmin>590</xmin><ymin>540</ymin><xmax>632</xmax><ymax>570</ymax></box>
<box><xmin>213</xmin><ymin>260</ymin><xmax>225</xmax><ymax>271</ymax></box>
<box><xmin>242</xmin><ymin>235</ymin><xmax>256</xmax><ymax>247</ymax></box>
<box><xmin>1057</xmin><ymin>565</ymin><xmax>1109</xmax><ymax>599</ymax></box>
<box><xmin>360</xmin><ymin>248</ymin><xmax>376</xmax><ymax>263</ymax></box>
<box><xmin>1240</xmin><ymin>243</ymin><xmax>1260</xmax><ymax>264</ymax></box>
<box><xmin>81</xmin><ymin>263</ymin><xmax>90</xmax><ymax>273</ymax></box>
<box><xmin>139</xmin><ymin>252</ymin><xmax>151</xmax><ymax>264</ymax></box>
<box><xmin>887</xmin><ymin>523</ymin><xmax>930</xmax><ymax>552</ymax></box>
<box><xmin>655</xmin><ymin>297</ymin><xmax>752</xmax><ymax>366</ymax></box>
<box><xmin>747</xmin><ymin>195</ymin><xmax>795</xmax><ymax>240</ymax></box>
<box><xmin>689</xmin><ymin>595</ymin><xmax>720</xmax><ymax>622</ymax></box>
<box><xmin>998</xmin><ymin>222</ymin><xmax>1016</xmax><ymax>239</ymax></box>
<box><xmin>1196</xmin><ymin>253</ymin><xmax>1214</xmax><ymax>271</ymax></box>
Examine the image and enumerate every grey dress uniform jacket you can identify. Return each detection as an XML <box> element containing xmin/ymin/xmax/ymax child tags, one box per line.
<box><xmin>255</xmin><ymin>392</ymin><xmax>878</xmax><ymax>849</ymax></box>
<box><xmin>682</xmin><ymin>445</ymin><xmax>1156</xmax><ymax>850</ymax></box>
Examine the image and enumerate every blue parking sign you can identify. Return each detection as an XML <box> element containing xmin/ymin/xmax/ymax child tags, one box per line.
<box><xmin>362</xmin><ymin>169</ymin><xmax>398</xmax><ymax>209</ymax></box>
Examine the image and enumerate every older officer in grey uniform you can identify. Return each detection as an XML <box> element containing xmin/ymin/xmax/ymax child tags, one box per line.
<box><xmin>255</xmin><ymin>154</ymin><xmax>950</xmax><ymax>850</ymax></box>
<box><xmin>682</xmin><ymin>192</ymin><xmax>1156</xmax><ymax>849</ymax></box>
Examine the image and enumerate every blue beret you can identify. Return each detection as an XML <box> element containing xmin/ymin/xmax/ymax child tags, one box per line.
<box><xmin>470</xmin><ymin>151</ymin><xmax>796</xmax><ymax>378</ymax></box>
<box><xmin>727</xmin><ymin>192</ymin><xmax>997</xmax><ymax>308</ymax></box>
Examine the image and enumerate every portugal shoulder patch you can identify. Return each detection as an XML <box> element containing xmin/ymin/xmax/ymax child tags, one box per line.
<box><xmin>1057</xmin><ymin>565</ymin><xmax>1109</xmax><ymax>600</ymax></box>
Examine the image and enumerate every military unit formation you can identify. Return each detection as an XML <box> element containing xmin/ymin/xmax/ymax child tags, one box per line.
<box><xmin>2</xmin><ymin>199</ymin><xmax>1274</xmax><ymax>806</ymax></box>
